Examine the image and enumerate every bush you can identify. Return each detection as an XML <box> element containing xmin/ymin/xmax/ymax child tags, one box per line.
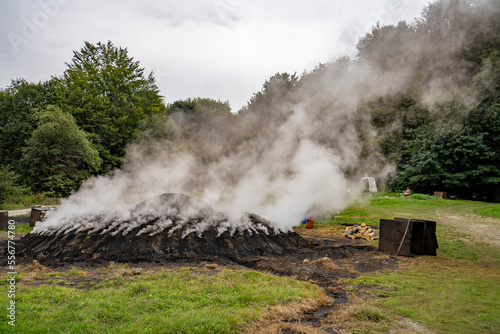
<box><xmin>410</xmin><ymin>193</ymin><xmax>432</xmax><ymax>200</ymax></box>
<box><xmin>0</xmin><ymin>165</ymin><xmax>28</xmax><ymax>204</ymax></box>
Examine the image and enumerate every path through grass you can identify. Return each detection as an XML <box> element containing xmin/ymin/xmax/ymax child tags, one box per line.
<box><xmin>329</xmin><ymin>193</ymin><xmax>500</xmax><ymax>333</ymax></box>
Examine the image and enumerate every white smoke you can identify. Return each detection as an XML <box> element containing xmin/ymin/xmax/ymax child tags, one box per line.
<box><xmin>35</xmin><ymin>53</ymin><xmax>414</xmax><ymax>235</ymax></box>
<box><xmin>35</xmin><ymin>153</ymin><xmax>198</xmax><ymax>233</ymax></box>
<box><xmin>31</xmin><ymin>0</ymin><xmax>498</xmax><ymax>236</ymax></box>
<box><xmin>36</xmin><ymin>2</ymin><xmax>464</xmax><ymax>234</ymax></box>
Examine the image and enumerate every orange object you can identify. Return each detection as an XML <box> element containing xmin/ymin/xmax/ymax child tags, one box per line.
<box><xmin>305</xmin><ymin>218</ymin><xmax>314</xmax><ymax>229</ymax></box>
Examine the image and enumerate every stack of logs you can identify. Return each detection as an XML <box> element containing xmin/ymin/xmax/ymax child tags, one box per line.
<box><xmin>344</xmin><ymin>223</ymin><xmax>379</xmax><ymax>240</ymax></box>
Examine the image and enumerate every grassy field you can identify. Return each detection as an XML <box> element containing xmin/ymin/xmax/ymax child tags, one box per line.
<box><xmin>0</xmin><ymin>266</ymin><xmax>323</xmax><ymax>334</ymax></box>
<box><xmin>1</xmin><ymin>193</ymin><xmax>499</xmax><ymax>333</ymax></box>
<box><xmin>326</xmin><ymin>193</ymin><xmax>500</xmax><ymax>334</ymax></box>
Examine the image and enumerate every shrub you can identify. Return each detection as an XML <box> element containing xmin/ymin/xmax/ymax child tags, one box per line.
<box><xmin>410</xmin><ymin>193</ymin><xmax>432</xmax><ymax>200</ymax></box>
<box><xmin>0</xmin><ymin>165</ymin><xmax>28</xmax><ymax>204</ymax></box>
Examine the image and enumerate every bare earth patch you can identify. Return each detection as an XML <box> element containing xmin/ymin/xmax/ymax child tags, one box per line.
<box><xmin>439</xmin><ymin>211</ymin><xmax>500</xmax><ymax>247</ymax></box>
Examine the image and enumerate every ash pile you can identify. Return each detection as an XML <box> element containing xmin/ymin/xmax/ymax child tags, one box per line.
<box><xmin>17</xmin><ymin>193</ymin><xmax>305</xmax><ymax>262</ymax></box>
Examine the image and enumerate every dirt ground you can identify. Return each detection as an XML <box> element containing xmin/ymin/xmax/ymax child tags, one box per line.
<box><xmin>3</xmin><ymin>225</ymin><xmax>432</xmax><ymax>333</ymax></box>
<box><xmin>442</xmin><ymin>213</ymin><xmax>500</xmax><ymax>247</ymax></box>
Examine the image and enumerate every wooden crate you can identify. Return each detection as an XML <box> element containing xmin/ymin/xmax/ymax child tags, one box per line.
<box><xmin>434</xmin><ymin>191</ymin><xmax>447</xmax><ymax>199</ymax></box>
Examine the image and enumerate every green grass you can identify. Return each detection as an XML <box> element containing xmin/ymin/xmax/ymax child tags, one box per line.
<box><xmin>473</xmin><ymin>205</ymin><xmax>500</xmax><ymax>218</ymax></box>
<box><xmin>0</xmin><ymin>269</ymin><xmax>322</xmax><ymax>334</ymax></box>
<box><xmin>333</xmin><ymin>193</ymin><xmax>500</xmax><ymax>334</ymax></box>
<box><xmin>323</xmin><ymin>205</ymin><xmax>380</xmax><ymax>226</ymax></box>
<box><xmin>0</xmin><ymin>192</ymin><xmax>59</xmax><ymax>211</ymax></box>
<box><xmin>351</xmin><ymin>305</ymin><xmax>387</xmax><ymax>322</ymax></box>
<box><xmin>321</xmin><ymin>193</ymin><xmax>459</xmax><ymax>227</ymax></box>
<box><xmin>348</xmin><ymin>260</ymin><xmax>499</xmax><ymax>334</ymax></box>
<box><xmin>0</xmin><ymin>223</ymin><xmax>34</xmax><ymax>234</ymax></box>
<box><xmin>2</xmin><ymin>192</ymin><xmax>498</xmax><ymax>333</ymax></box>
<box><xmin>325</xmin><ymin>193</ymin><xmax>499</xmax><ymax>224</ymax></box>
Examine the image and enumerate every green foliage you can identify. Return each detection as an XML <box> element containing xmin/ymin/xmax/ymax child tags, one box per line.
<box><xmin>56</xmin><ymin>40</ymin><xmax>166</xmax><ymax>171</ymax></box>
<box><xmin>0</xmin><ymin>165</ymin><xmax>27</xmax><ymax>204</ymax></box>
<box><xmin>20</xmin><ymin>106</ymin><xmax>102</xmax><ymax>196</ymax></box>
<box><xmin>356</xmin><ymin>21</ymin><xmax>414</xmax><ymax>71</ymax></box>
<box><xmin>135</xmin><ymin>112</ymin><xmax>170</xmax><ymax>143</ymax></box>
<box><xmin>166</xmin><ymin>97</ymin><xmax>232</xmax><ymax>116</ymax></box>
<box><xmin>408</xmin><ymin>193</ymin><xmax>432</xmax><ymax>200</ymax></box>
<box><xmin>0</xmin><ymin>80</ymin><xmax>58</xmax><ymax>170</ymax></box>
<box><xmin>391</xmin><ymin>106</ymin><xmax>500</xmax><ymax>197</ymax></box>
<box><xmin>0</xmin><ymin>41</ymin><xmax>166</xmax><ymax>195</ymax></box>
<box><xmin>136</xmin><ymin>97</ymin><xmax>233</xmax><ymax>144</ymax></box>
<box><xmin>354</xmin><ymin>0</ymin><xmax>500</xmax><ymax>198</ymax></box>
<box><xmin>1</xmin><ymin>1</ymin><xmax>499</xmax><ymax>202</ymax></box>
<box><xmin>239</xmin><ymin>72</ymin><xmax>298</xmax><ymax>114</ymax></box>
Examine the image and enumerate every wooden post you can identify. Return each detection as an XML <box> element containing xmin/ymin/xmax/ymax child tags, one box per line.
<box><xmin>30</xmin><ymin>207</ymin><xmax>42</xmax><ymax>227</ymax></box>
<box><xmin>0</xmin><ymin>211</ymin><xmax>8</xmax><ymax>231</ymax></box>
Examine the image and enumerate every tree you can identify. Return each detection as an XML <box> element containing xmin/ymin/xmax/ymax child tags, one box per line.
<box><xmin>20</xmin><ymin>106</ymin><xmax>102</xmax><ymax>196</ymax></box>
<box><xmin>239</xmin><ymin>72</ymin><xmax>299</xmax><ymax>114</ymax></box>
<box><xmin>131</xmin><ymin>97</ymin><xmax>237</xmax><ymax>171</ymax></box>
<box><xmin>0</xmin><ymin>79</ymin><xmax>62</xmax><ymax>170</ymax></box>
<box><xmin>356</xmin><ymin>21</ymin><xmax>414</xmax><ymax>71</ymax></box>
<box><xmin>137</xmin><ymin>97</ymin><xmax>233</xmax><ymax>142</ymax></box>
<box><xmin>161</xmin><ymin>98</ymin><xmax>233</xmax><ymax>142</ymax></box>
<box><xmin>55</xmin><ymin>41</ymin><xmax>165</xmax><ymax>171</ymax></box>
<box><xmin>390</xmin><ymin>118</ymin><xmax>499</xmax><ymax>198</ymax></box>
<box><xmin>356</xmin><ymin>0</ymin><xmax>500</xmax><ymax>199</ymax></box>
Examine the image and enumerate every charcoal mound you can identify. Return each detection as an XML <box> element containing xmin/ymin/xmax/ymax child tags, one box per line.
<box><xmin>16</xmin><ymin>193</ymin><xmax>305</xmax><ymax>262</ymax></box>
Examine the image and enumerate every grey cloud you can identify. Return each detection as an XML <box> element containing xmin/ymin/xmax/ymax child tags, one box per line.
<box><xmin>140</xmin><ymin>0</ymin><xmax>242</xmax><ymax>28</ymax></box>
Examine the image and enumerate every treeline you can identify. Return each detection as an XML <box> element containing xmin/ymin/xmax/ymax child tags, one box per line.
<box><xmin>358</xmin><ymin>0</ymin><xmax>500</xmax><ymax>199</ymax></box>
<box><xmin>233</xmin><ymin>0</ymin><xmax>500</xmax><ymax>201</ymax></box>
<box><xmin>0</xmin><ymin>37</ymin><xmax>235</xmax><ymax>201</ymax></box>
<box><xmin>0</xmin><ymin>41</ymin><xmax>164</xmax><ymax>200</ymax></box>
<box><xmin>1</xmin><ymin>0</ymin><xmax>499</xmax><ymax>203</ymax></box>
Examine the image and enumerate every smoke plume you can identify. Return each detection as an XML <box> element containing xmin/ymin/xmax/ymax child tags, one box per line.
<box><xmin>37</xmin><ymin>0</ymin><xmax>496</xmax><ymax>234</ymax></box>
<box><xmin>38</xmin><ymin>59</ymin><xmax>408</xmax><ymax>234</ymax></box>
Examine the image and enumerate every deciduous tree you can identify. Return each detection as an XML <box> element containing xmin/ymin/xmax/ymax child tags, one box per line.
<box><xmin>20</xmin><ymin>106</ymin><xmax>102</xmax><ymax>196</ymax></box>
<box><xmin>55</xmin><ymin>41</ymin><xmax>165</xmax><ymax>171</ymax></box>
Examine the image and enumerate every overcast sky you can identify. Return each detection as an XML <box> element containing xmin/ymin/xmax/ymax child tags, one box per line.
<box><xmin>0</xmin><ymin>0</ymin><xmax>430</xmax><ymax>111</ymax></box>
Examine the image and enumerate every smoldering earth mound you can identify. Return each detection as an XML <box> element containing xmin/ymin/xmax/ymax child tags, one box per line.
<box><xmin>15</xmin><ymin>193</ymin><xmax>306</xmax><ymax>262</ymax></box>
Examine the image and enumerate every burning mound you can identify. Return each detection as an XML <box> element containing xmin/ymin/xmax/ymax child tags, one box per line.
<box><xmin>17</xmin><ymin>193</ymin><xmax>305</xmax><ymax>262</ymax></box>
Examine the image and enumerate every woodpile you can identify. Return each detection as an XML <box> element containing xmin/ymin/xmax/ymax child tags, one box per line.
<box><xmin>344</xmin><ymin>223</ymin><xmax>379</xmax><ymax>240</ymax></box>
